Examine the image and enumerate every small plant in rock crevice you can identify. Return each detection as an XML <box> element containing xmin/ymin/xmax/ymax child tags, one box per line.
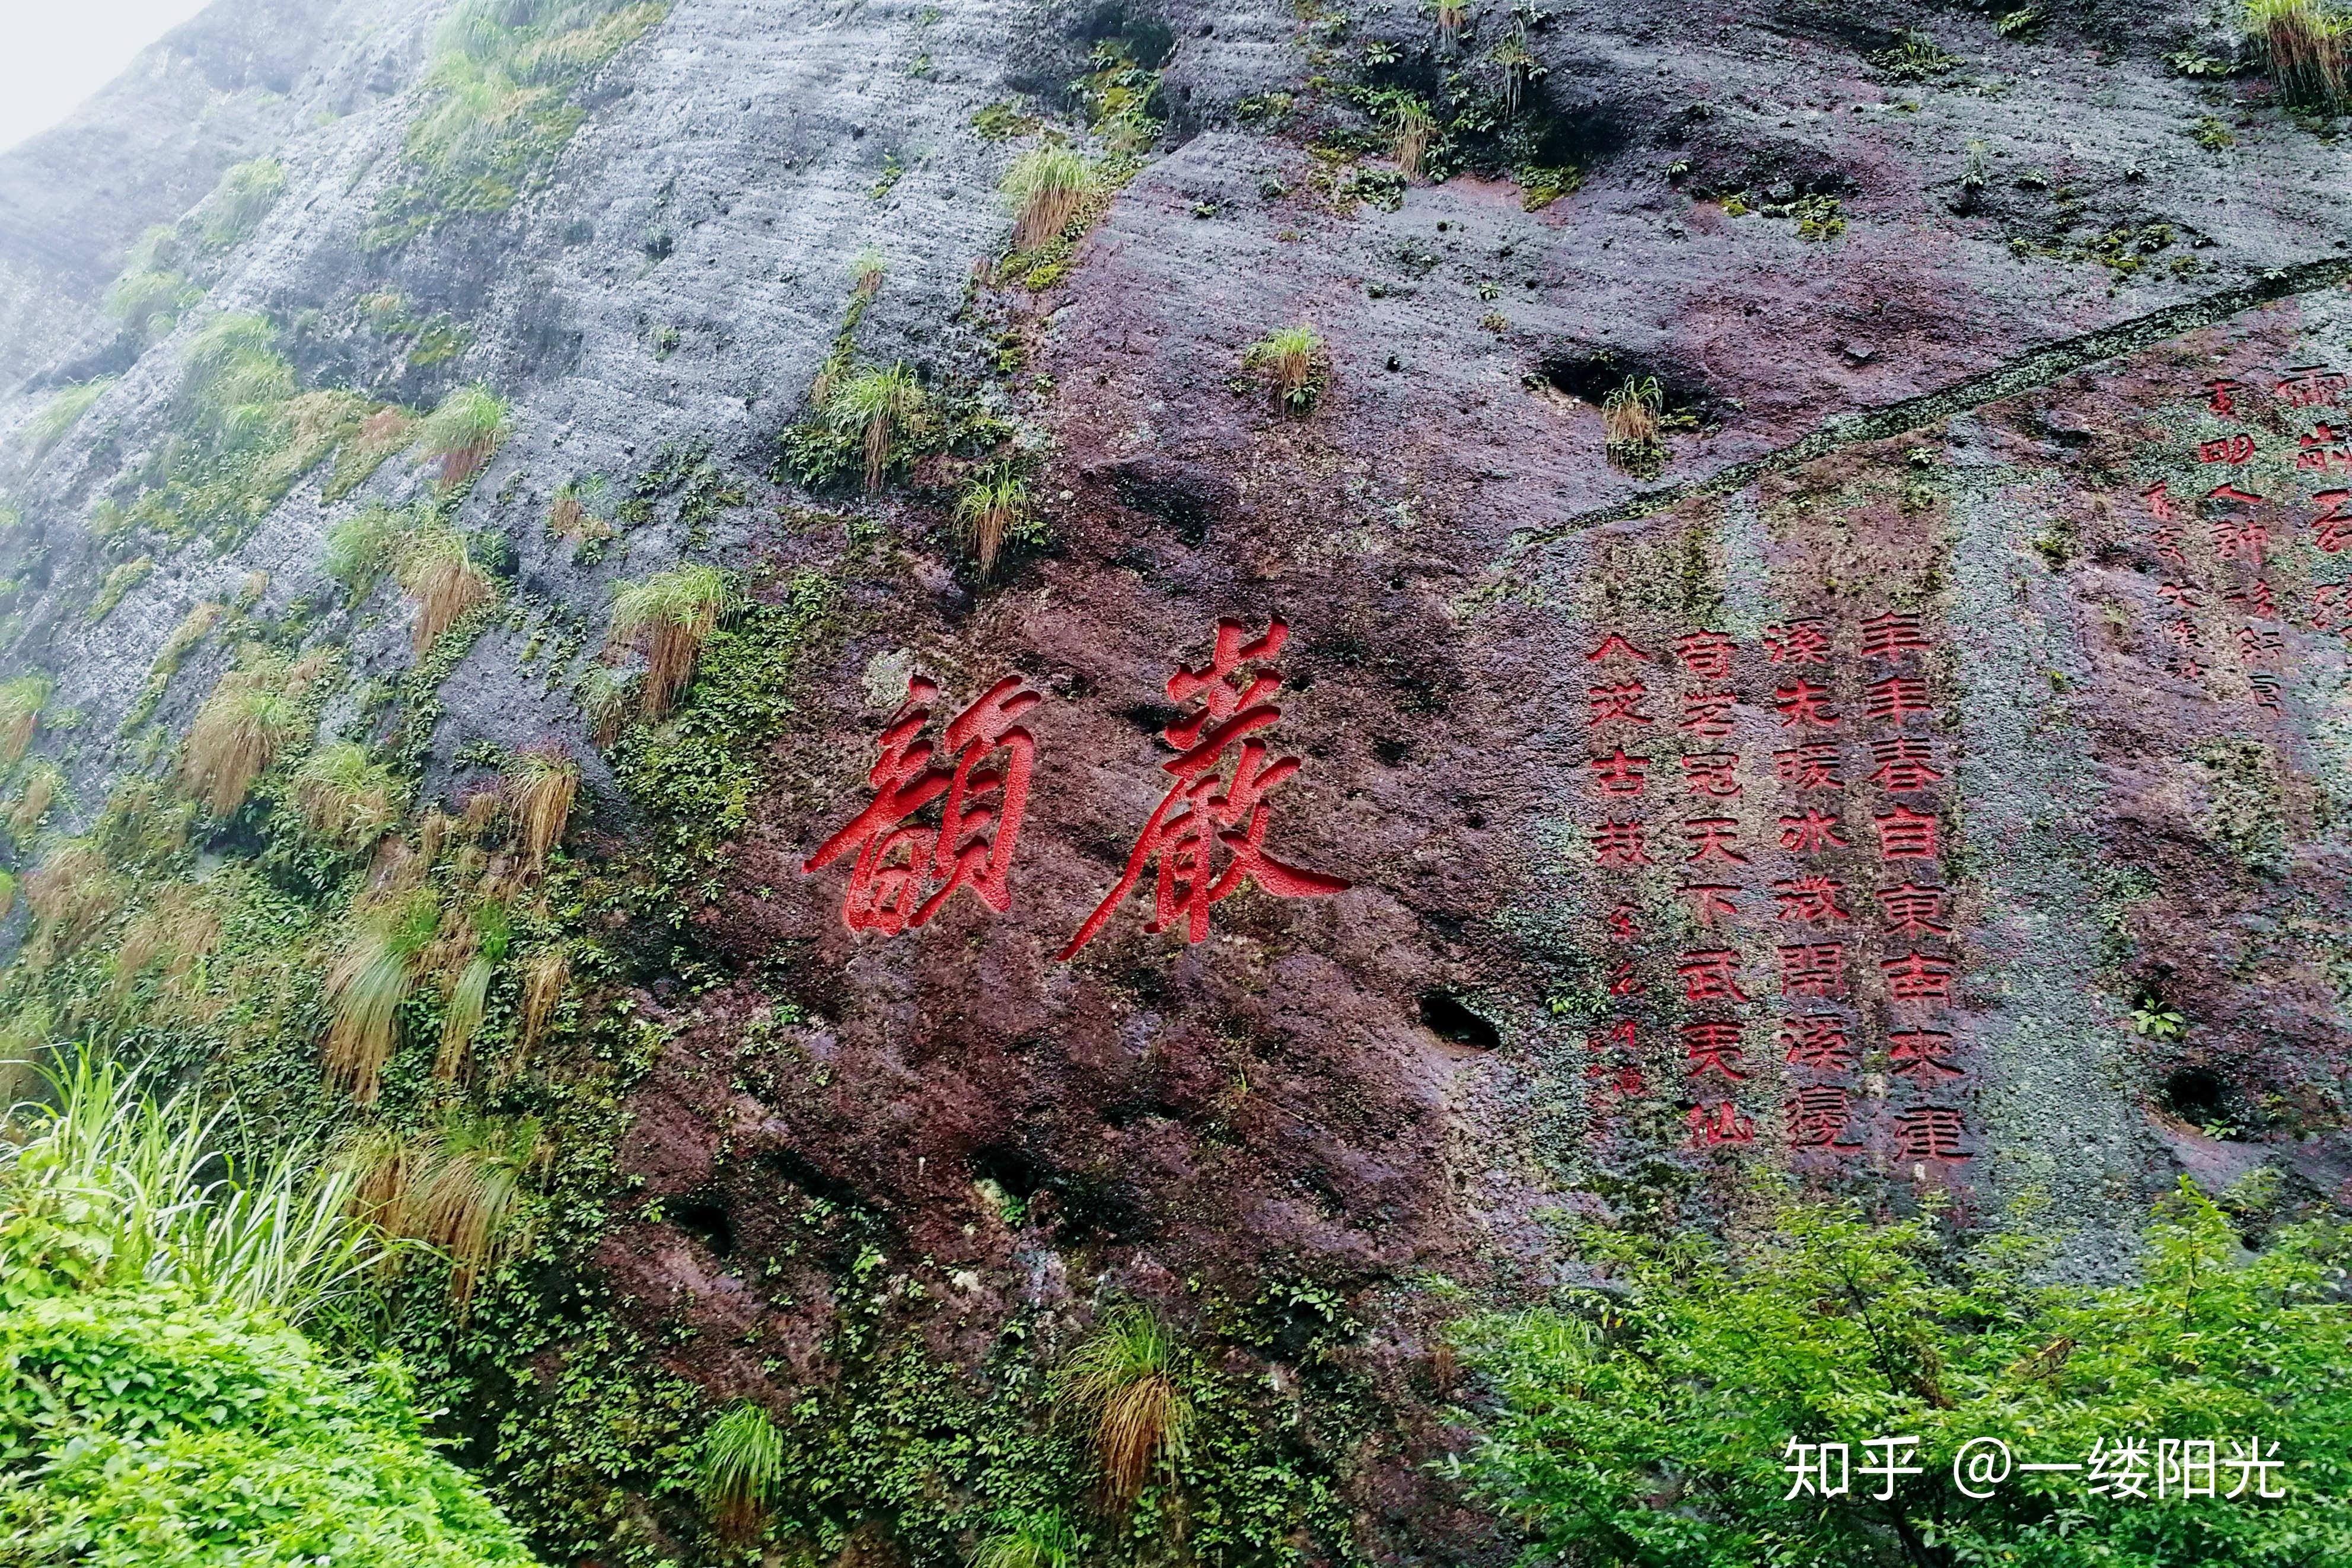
<box><xmin>1601</xmin><ymin>374</ymin><xmax>1667</xmax><ymax>476</ymax></box>
<box><xmin>1244</xmin><ymin>324</ymin><xmax>1330</xmax><ymax>415</ymax></box>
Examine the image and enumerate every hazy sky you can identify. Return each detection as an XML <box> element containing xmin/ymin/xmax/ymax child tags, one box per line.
<box><xmin>0</xmin><ymin>1</ymin><xmax>216</xmax><ymax>154</ymax></box>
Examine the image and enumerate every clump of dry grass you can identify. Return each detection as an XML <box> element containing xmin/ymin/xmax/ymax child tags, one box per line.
<box><xmin>181</xmin><ymin>661</ymin><xmax>311</xmax><ymax>817</ymax></box>
<box><xmin>1392</xmin><ymin>97</ymin><xmax>1435</xmax><ymax>179</ymax></box>
<box><xmin>435</xmin><ymin>900</ymin><xmax>511</xmax><ymax>1083</ymax></box>
<box><xmin>110</xmin><ymin>884</ymin><xmax>223</xmax><ymax>1012</ymax></box>
<box><xmin>293</xmin><ymin>742</ymin><xmax>404</xmax><ymax>850</ymax></box>
<box><xmin>0</xmin><ymin>675</ymin><xmax>50</xmax><ymax>765</ymax></box>
<box><xmin>1051</xmin><ymin>1307</ymin><xmax>1193</xmax><ymax>1507</ymax></box>
<box><xmin>321</xmin><ymin>890</ymin><xmax>439</xmax><ymax>1105</ymax></box>
<box><xmin>607</xmin><ymin>565</ymin><xmax>732</xmax><ymax>720</ymax></box>
<box><xmin>391</xmin><ymin>523</ymin><xmax>495</xmax><ymax>652</ymax></box>
<box><xmin>339</xmin><ymin>1109</ymin><xmax>546</xmax><ymax>1308</ymax></box>
<box><xmin>953</xmin><ymin>470</ymin><xmax>1032</xmax><ymax>576</ymax></box>
<box><xmin>505</xmin><ymin>744</ymin><xmax>579</xmax><ymax>873</ymax></box>
<box><xmin>1001</xmin><ymin>145</ymin><xmax>1100</xmax><ymax>250</ymax></box>
<box><xmin>7</xmin><ymin>760</ymin><xmax>65</xmax><ymax>842</ymax></box>
<box><xmin>24</xmin><ymin>843</ymin><xmax>128</xmax><ymax>961</ymax></box>
<box><xmin>503</xmin><ymin>946</ymin><xmax>569</xmax><ymax>1084</ymax></box>
<box><xmin>1600</xmin><ymin>374</ymin><xmax>1666</xmax><ymax>476</ymax></box>
<box><xmin>415</xmin><ymin>383</ymin><xmax>509</xmax><ymax>490</ymax></box>
<box><xmin>2249</xmin><ymin>0</ymin><xmax>2349</xmax><ymax>107</ymax></box>
<box><xmin>576</xmin><ymin>665</ymin><xmax>632</xmax><ymax>747</ymax></box>
<box><xmin>822</xmin><ymin>364</ymin><xmax>932</xmax><ymax>490</ymax></box>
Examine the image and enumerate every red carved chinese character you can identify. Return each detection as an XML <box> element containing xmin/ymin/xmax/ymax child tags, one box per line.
<box><xmin>1674</xmin><ymin>630</ymin><xmax>1738</xmax><ymax>678</ymax></box>
<box><xmin>1677</xmin><ymin>949</ymin><xmax>1751</xmax><ymax>1003</ymax></box>
<box><xmin>1786</xmin><ymin>1084</ymin><xmax>1857</xmax><ymax>1149</ymax></box>
<box><xmin>1682</xmin><ymin>1019</ymin><xmax>1748</xmax><ymax>1080</ymax></box>
<box><xmin>2141</xmin><ymin>480</ymin><xmax>2177</xmax><ymax>521</ymax></box>
<box><xmin>1774</xmin><ymin>680</ymin><xmax>1840</xmax><ymax>729</ymax></box>
<box><xmin>1779</xmin><ymin>808</ymin><xmax>1849</xmax><ymax>853</ymax></box>
<box><xmin>1882</xmin><ymin>949</ymin><xmax>1956</xmax><ymax>1002</ymax></box>
<box><xmin>1889</xmin><ymin>1028</ymin><xmax>1964</xmax><ymax>1080</ymax></box>
<box><xmin>1875</xmin><ymin>805</ymin><xmax>1940</xmax><ymax>861</ymax></box>
<box><xmin>1683</xmin><ymin>817</ymin><xmax>1748</xmax><ymax>863</ymax></box>
<box><xmin>2151</xmin><ymin>526</ymin><xmax>2187</xmax><ymax>568</ymax></box>
<box><xmin>1679</xmin><ymin>691</ymin><xmax>1739</xmax><ymax>737</ymax></box>
<box><xmin>1892</xmin><ymin>1104</ymin><xmax>1971</xmax><ymax>1160</ymax></box>
<box><xmin>1606</xmin><ymin>958</ymin><xmax>1643</xmax><ymax>997</ymax></box>
<box><xmin>2318</xmin><ymin>584</ymin><xmax>2351</xmax><ymax>636</ymax></box>
<box><xmin>1588</xmin><ymin>632</ymin><xmax>1652</xmax><ymax>662</ymax></box>
<box><xmin>1591</xmin><ymin>1018</ymin><xmax>1637</xmax><ymax>1053</ymax></box>
<box><xmin>1772</xmin><ymin>872</ymin><xmax>1852</xmax><ymax>925</ymax></box>
<box><xmin>1866</xmin><ymin>737</ymin><xmax>1944</xmax><ymax>792</ymax></box>
<box><xmin>1592</xmin><ymin>818</ymin><xmax>1652</xmax><ymax>867</ymax></box>
<box><xmin>1679</xmin><ymin>884</ymin><xmax>1741</xmax><ymax>925</ymax></box>
<box><xmin>1589</xmin><ymin>680</ymin><xmax>1655</xmax><ymax>725</ymax></box>
<box><xmin>2161</xmin><ymin>616</ymin><xmax>2202</xmax><ymax>650</ymax></box>
<box><xmin>1780</xmin><ymin>1014</ymin><xmax>1855</xmax><ymax>1070</ymax></box>
<box><xmin>1779</xmin><ymin>942</ymin><xmax>1847</xmax><ymax>999</ymax></box>
<box><xmin>1608</xmin><ymin>904</ymin><xmax>1639</xmax><ymax>941</ymax></box>
<box><xmin>2203</xmin><ymin>378</ymin><xmax>2245</xmax><ymax>415</ymax></box>
<box><xmin>1864</xmin><ymin>675</ymin><xmax>1933</xmax><ymax>724</ymax></box>
<box><xmin>2313</xmin><ymin>490</ymin><xmax>2352</xmax><ymax>553</ymax></box>
<box><xmin>1860</xmin><ymin>611</ymin><xmax>1929</xmax><ymax>661</ymax></box>
<box><xmin>1589</xmin><ymin>748</ymin><xmax>1650</xmax><ymax>797</ymax></box>
<box><xmin>1688</xmin><ymin>1101</ymin><xmax>1756</xmax><ymax>1146</ymax></box>
<box><xmin>2158</xmin><ymin>581</ymin><xmax>2204</xmax><ymax>611</ymax></box>
<box><xmin>1061</xmin><ymin>620</ymin><xmax>1347</xmax><ymax>957</ymax></box>
<box><xmin>2229</xmin><ymin>581</ymin><xmax>2278</xmax><ymax>620</ymax></box>
<box><xmin>2213</xmin><ymin>517</ymin><xmax>2270</xmax><ymax>565</ymax></box>
<box><xmin>2198</xmin><ymin>434</ymin><xmax>2255</xmax><ymax>464</ymax></box>
<box><xmin>1681</xmin><ymin>752</ymin><xmax>1743</xmax><ymax>798</ymax></box>
<box><xmin>2274</xmin><ymin>366</ymin><xmax>2347</xmax><ymax>408</ymax></box>
<box><xmin>805</xmin><ymin>674</ymin><xmax>1041</xmax><ymax>934</ymax></box>
<box><xmin>2297</xmin><ymin>423</ymin><xmax>2352</xmax><ymax>471</ymax></box>
<box><xmin>1774</xmin><ymin>742</ymin><xmax>1844</xmax><ymax>791</ymax></box>
<box><xmin>1761</xmin><ymin>619</ymin><xmax>1832</xmax><ymax>665</ymax></box>
<box><xmin>1876</xmin><ymin>882</ymin><xmax>1951</xmax><ymax>936</ymax></box>
<box><xmin>2206</xmin><ymin>483</ymin><xmax>2265</xmax><ymax>505</ymax></box>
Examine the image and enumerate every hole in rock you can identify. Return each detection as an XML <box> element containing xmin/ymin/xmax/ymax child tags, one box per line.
<box><xmin>2160</xmin><ymin>1066</ymin><xmax>2229</xmax><ymax>1127</ymax></box>
<box><xmin>1420</xmin><ymin>989</ymin><xmax>1502</xmax><ymax>1050</ymax></box>
<box><xmin>671</xmin><ymin>1194</ymin><xmax>735</xmax><ymax>1258</ymax></box>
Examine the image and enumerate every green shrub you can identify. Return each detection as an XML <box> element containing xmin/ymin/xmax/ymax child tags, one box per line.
<box><xmin>1455</xmin><ymin>1181</ymin><xmax>2352</xmax><ymax>1567</ymax></box>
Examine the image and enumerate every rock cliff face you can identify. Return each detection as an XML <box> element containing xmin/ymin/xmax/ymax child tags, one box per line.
<box><xmin>2</xmin><ymin>0</ymin><xmax>2348</xmax><ymax>1559</ymax></box>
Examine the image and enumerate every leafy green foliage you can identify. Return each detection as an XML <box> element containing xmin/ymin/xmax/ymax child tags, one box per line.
<box><xmin>0</xmin><ymin>1287</ymin><xmax>536</xmax><ymax>1564</ymax></box>
<box><xmin>1455</xmin><ymin>1183</ymin><xmax>2352</xmax><ymax>1567</ymax></box>
<box><xmin>368</xmin><ymin>0</ymin><xmax>670</xmax><ymax>247</ymax></box>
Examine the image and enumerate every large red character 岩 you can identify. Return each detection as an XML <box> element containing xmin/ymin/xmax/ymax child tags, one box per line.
<box><xmin>804</xmin><ymin>674</ymin><xmax>1043</xmax><ymax>933</ymax></box>
<box><xmin>1062</xmin><ymin>619</ymin><xmax>1348</xmax><ymax>957</ymax></box>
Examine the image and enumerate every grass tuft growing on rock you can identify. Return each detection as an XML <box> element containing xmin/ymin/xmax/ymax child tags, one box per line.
<box><xmin>1051</xmin><ymin>1306</ymin><xmax>1192</xmax><ymax>1507</ymax></box>
<box><xmin>696</xmin><ymin>1402</ymin><xmax>785</xmax><ymax>1539</ymax></box>
<box><xmin>293</xmin><ymin>742</ymin><xmax>406</xmax><ymax>850</ymax></box>
<box><xmin>181</xmin><ymin>662</ymin><xmax>312</xmax><ymax>817</ymax></box>
<box><xmin>822</xmin><ymin>364</ymin><xmax>931</xmax><ymax>489</ymax></box>
<box><xmin>0</xmin><ymin>675</ymin><xmax>50</xmax><ymax>765</ymax></box>
<box><xmin>416</xmin><ymin>383</ymin><xmax>510</xmax><ymax>490</ymax></box>
<box><xmin>322</xmin><ymin>890</ymin><xmax>439</xmax><ymax>1105</ymax></box>
<box><xmin>505</xmin><ymin>744</ymin><xmax>579</xmax><ymax>872</ymax></box>
<box><xmin>1002</xmin><ymin>144</ymin><xmax>1101</xmax><ymax>251</ymax></box>
<box><xmin>2248</xmin><ymin>0</ymin><xmax>2350</xmax><ymax>107</ymax></box>
<box><xmin>954</xmin><ymin>469</ymin><xmax>1034</xmax><ymax>575</ymax></box>
<box><xmin>393</xmin><ymin>521</ymin><xmax>496</xmax><ymax>652</ymax></box>
<box><xmin>20</xmin><ymin>380</ymin><xmax>112</xmax><ymax>458</ymax></box>
<box><xmin>608</xmin><ymin>563</ymin><xmax>732</xmax><ymax>721</ymax></box>
<box><xmin>1244</xmin><ymin>324</ymin><xmax>1329</xmax><ymax>414</ymax></box>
